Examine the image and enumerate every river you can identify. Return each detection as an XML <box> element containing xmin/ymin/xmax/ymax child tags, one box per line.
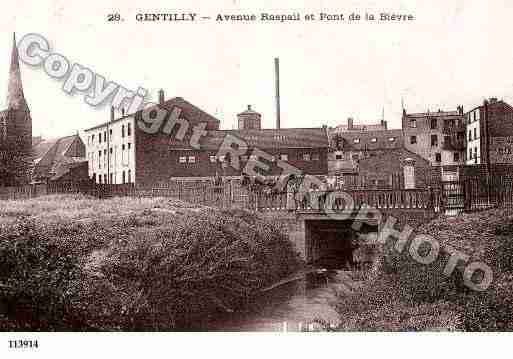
<box><xmin>206</xmin><ymin>269</ymin><xmax>364</xmax><ymax>332</ymax></box>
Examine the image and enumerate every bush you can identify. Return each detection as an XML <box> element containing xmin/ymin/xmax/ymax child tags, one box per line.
<box><xmin>0</xmin><ymin>202</ymin><xmax>300</xmax><ymax>330</ymax></box>
<box><xmin>0</xmin><ymin>219</ymin><xmax>87</xmax><ymax>330</ymax></box>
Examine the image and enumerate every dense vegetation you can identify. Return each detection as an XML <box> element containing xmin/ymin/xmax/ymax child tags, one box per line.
<box><xmin>336</xmin><ymin>208</ymin><xmax>513</xmax><ymax>331</ymax></box>
<box><xmin>0</xmin><ymin>195</ymin><xmax>300</xmax><ymax>330</ymax></box>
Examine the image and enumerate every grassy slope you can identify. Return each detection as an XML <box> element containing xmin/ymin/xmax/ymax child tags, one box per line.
<box><xmin>0</xmin><ymin>195</ymin><xmax>301</xmax><ymax>330</ymax></box>
<box><xmin>336</xmin><ymin>208</ymin><xmax>513</xmax><ymax>331</ymax></box>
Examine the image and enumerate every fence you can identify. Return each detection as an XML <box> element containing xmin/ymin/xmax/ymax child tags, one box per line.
<box><xmin>2</xmin><ymin>175</ymin><xmax>513</xmax><ymax>215</ymax></box>
<box><xmin>463</xmin><ymin>175</ymin><xmax>513</xmax><ymax>212</ymax></box>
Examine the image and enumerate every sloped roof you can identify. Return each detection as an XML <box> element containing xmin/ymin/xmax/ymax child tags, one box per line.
<box><xmin>331</xmin><ymin>129</ymin><xmax>404</xmax><ymax>151</ymax></box>
<box><xmin>85</xmin><ymin>96</ymin><xmax>220</xmax><ymax>132</ymax></box>
<box><xmin>196</xmin><ymin>127</ymin><xmax>330</xmax><ymax>150</ymax></box>
<box><xmin>32</xmin><ymin>135</ymin><xmax>84</xmax><ymax>179</ymax></box>
<box><xmin>50</xmin><ymin>160</ymin><xmax>87</xmax><ymax>181</ymax></box>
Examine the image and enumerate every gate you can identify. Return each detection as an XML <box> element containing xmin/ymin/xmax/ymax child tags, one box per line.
<box><xmin>440</xmin><ymin>180</ymin><xmax>465</xmax><ymax>214</ymax></box>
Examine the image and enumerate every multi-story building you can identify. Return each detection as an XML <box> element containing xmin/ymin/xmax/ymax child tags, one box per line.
<box><xmin>328</xmin><ymin>118</ymin><xmax>431</xmax><ymax>188</ymax></box>
<box><xmin>84</xmin><ymin>92</ymin><xmax>330</xmax><ymax>187</ymax></box>
<box><xmin>402</xmin><ymin>107</ymin><xmax>465</xmax><ymax>180</ymax></box>
<box><xmin>84</xmin><ymin>107</ymin><xmax>137</xmax><ymax>184</ymax></box>
<box><xmin>465</xmin><ymin>98</ymin><xmax>513</xmax><ymax>165</ymax></box>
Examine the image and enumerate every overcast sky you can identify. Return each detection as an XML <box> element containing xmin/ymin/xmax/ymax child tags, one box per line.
<box><xmin>0</xmin><ymin>0</ymin><xmax>512</xmax><ymax>139</ymax></box>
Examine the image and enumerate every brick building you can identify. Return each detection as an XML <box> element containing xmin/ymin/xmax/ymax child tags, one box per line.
<box><xmin>328</xmin><ymin>118</ymin><xmax>431</xmax><ymax>188</ymax></box>
<box><xmin>402</xmin><ymin>107</ymin><xmax>466</xmax><ymax>168</ymax></box>
<box><xmin>84</xmin><ymin>92</ymin><xmax>330</xmax><ymax>187</ymax></box>
<box><xmin>465</xmin><ymin>98</ymin><xmax>513</xmax><ymax>165</ymax></box>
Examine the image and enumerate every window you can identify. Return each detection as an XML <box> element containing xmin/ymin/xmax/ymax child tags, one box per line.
<box><xmin>98</xmin><ymin>151</ymin><xmax>102</xmax><ymax>169</ymax></box>
<box><xmin>454</xmin><ymin>152</ymin><xmax>460</xmax><ymax>162</ymax></box>
<box><xmin>122</xmin><ymin>171</ymin><xmax>126</xmax><ymax>184</ymax></box>
<box><xmin>335</xmin><ymin>154</ymin><xmax>343</xmax><ymax>160</ymax></box>
<box><xmin>280</xmin><ymin>154</ymin><xmax>288</xmax><ymax>161</ymax></box>
<box><xmin>179</xmin><ymin>156</ymin><xmax>187</xmax><ymax>163</ymax></box>
<box><xmin>430</xmin><ymin>118</ymin><xmax>437</xmax><ymax>130</ymax></box>
<box><xmin>122</xmin><ymin>144</ymin><xmax>125</xmax><ymax>151</ymax></box>
<box><xmin>109</xmin><ymin>173</ymin><xmax>113</xmax><ymax>184</ymax></box>
<box><xmin>435</xmin><ymin>153</ymin><xmax>441</xmax><ymax>162</ymax></box>
<box><xmin>474</xmin><ymin>147</ymin><xmax>478</xmax><ymax>159</ymax></box>
<box><xmin>127</xmin><ymin>123</ymin><xmax>131</xmax><ymax>136</ymax></box>
<box><xmin>110</xmin><ymin>147</ymin><xmax>113</xmax><ymax>154</ymax></box>
<box><xmin>92</xmin><ymin>134</ymin><xmax>95</xmax><ymax>143</ymax></box>
<box><xmin>410</xmin><ymin>119</ymin><xmax>417</xmax><ymax>128</ymax></box>
<box><xmin>468</xmin><ymin>130</ymin><xmax>472</xmax><ymax>141</ymax></box>
<box><xmin>188</xmin><ymin>156</ymin><xmax>196</xmax><ymax>163</ymax></box>
<box><xmin>128</xmin><ymin>143</ymin><xmax>131</xmax><ymax>150</ymax></box>
<box><xmin>128</xmin><ymin>170</ymin><xmax>132</xmax><ymax>183</ymax></box>
<box><xmin>104</xmin><ymin>131</ymin><xmax>107</xmax><ymax>142</ymax></box>
<box><xmin>353</xmin><ymin>138</ymin><xmax>360</xmax><ymax>143</ymax></box>
<box><xmin>431</xmin><ymin>134</ymin><xmax>438</xmax><ymax>147</ymax></box>
<box><xmin>473</xmin><ymin>128</ymin><xmax>477</xmax><ymax>140</ymax></box>
<box><xmin>388</xmin><ymin>137</ymin><xmax>395</xmax><ymax>142</ymax></box>
<box><xmin>469</xmin><ymin>148</ymin><xmax>473</xmax><ymax>160</ymax></box>
<box><xmin>109</xmin><ymin>129</ymin><xmax>112</xmax><ymax>136</ymax></box>
<box><xmin>371</xmin><ymin>138</ymin><xmax>377</xmax><ymax>143</ymax></box>
<box><xmin>104</xmin><ymin>174</ymin><xmax>107</xmax><ymax>184</ymax></box>
<box><xmin>410</xmin><ymin>136</ymin><xmax>417</xmax><ymax>144</ymax></box>
<box><xmin>209</xmin><ymin>155</ymin><xmax>217</xmax><ymax>163</ymax></box>
<box><xmin>302</xmin><ymin>153</ymin><xmax>311</xmax><ymax>161</ymax></box>
<box><xmin>122</xmin><ymin>124</ymin><xmax>125</xmax><ymax>138</ymax></box>
<box><xmin>99</xmin><ymin>132</ymin><xmax>102</xmax><ymax>144</ymax></box>
<box><xmin>99</xmin><ymin>176</ymin><xmax>102</xmax><ymax>184</ymax></box>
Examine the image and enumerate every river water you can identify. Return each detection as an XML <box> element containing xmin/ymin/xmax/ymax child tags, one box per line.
<box><xmin>207</xmin><ymin>269</ymin><xmax>364</xmax><ymax>332</ymax></box>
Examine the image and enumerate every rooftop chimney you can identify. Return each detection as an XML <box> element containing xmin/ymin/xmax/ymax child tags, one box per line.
<box><xmin>489</xmin><ymin>97</ymin><xmax>498</xmax><ymax>104</ymax></box>
<box><xmin>110</xmin><ymin>106</ymin><xmax>115</xmax><ymax>122</ymax></box>
<box><xmin>158</xmin><ymin>89</ymin><xmax>165</xmax><ymax>105</ymax></box>
<box><xmin>274</xmin><ymin>58</ymin><xmax>281</xmax><ymax>129</ymax></box>
<box><xmin>347</xmin><ymin>117</ymin><xmax>354</xmax><ymax>130</ymax></box>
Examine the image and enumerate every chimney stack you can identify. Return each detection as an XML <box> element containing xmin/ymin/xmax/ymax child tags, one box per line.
<box><xmin>158</xmin><ymin>89</ymin><xmax>165</xmax><ymax>105</ymax></box>
<box><xmin>110</xmin><ymin>106</ymin><xmax>115</xmax><ymax>122</ymax></box>
<box><xmin>274</xmin><ymin>58</ymin><xmax>281</xmax><ymax>129</ymax></box>
<box><xmin>347</xmin><ymin>117</ymin><xmax>354</xmax><ymax>130</ymax></box>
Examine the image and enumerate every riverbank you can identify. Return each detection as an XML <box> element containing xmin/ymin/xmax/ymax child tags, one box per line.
<box><xmin>334</xmin><ymin>208</ymin><xmax>513</xmax><ymax>331</ymax></box>
<box><xmin>0</xmin><ymin>195</ymin><xmax>301</xmax><ymax>330</ymax></box>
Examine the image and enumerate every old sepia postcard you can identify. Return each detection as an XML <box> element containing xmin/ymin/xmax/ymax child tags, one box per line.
<box><xmin>0</xmin><ymin>0</ymin><xmax>512</xmax><ymax>357</ymax></box>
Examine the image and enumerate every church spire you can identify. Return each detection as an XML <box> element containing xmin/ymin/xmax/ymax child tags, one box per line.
<box><xmin>7</xmin><ymin>32</ymin><xmax>27</xmax><ymax>110</ymax></box>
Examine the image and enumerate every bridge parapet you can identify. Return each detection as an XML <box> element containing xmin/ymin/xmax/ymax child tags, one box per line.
<box><xmin>255</xmin><ymin>188</ymin><xmax>442</xmax><ymax>214</ymax></box>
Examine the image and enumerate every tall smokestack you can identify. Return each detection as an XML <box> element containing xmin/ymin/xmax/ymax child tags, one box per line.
<box><xmin>274</xmin><ymin>58</ymin><xmax>281</xmax><ymax>129</ymax></box>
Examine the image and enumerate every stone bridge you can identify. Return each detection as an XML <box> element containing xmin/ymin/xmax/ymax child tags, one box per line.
<box><xmin>258</xmin><ymin>189</ymin><xmax>441</xmax><ymax>264</ymax></box>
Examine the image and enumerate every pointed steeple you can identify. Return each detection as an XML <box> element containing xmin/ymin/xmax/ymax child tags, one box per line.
<box><xmin>7</xmin><ymin>33</ymin><xmax>27</xmax><ymax>110</ymax></box>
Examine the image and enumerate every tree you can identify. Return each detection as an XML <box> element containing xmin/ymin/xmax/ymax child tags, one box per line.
<box><xmin>0</xmin><ymin>138</ymin><xmax>33</xmax><ymax>187</ymax></box>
